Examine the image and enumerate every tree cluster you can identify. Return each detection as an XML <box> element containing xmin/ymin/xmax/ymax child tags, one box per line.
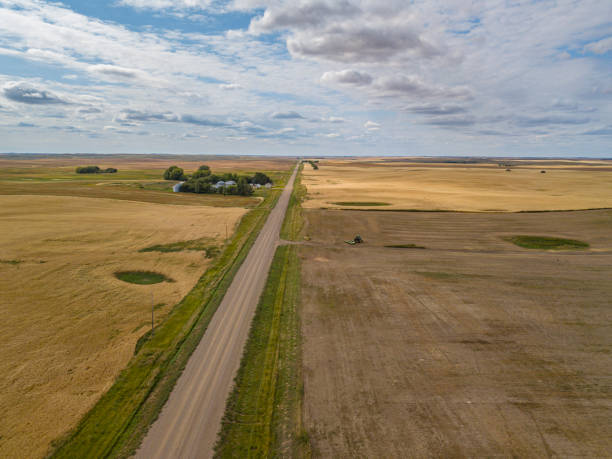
<box><xmin>163</xmin><ymin>164</ymin><xmax>272</xmax><ymax>197</ymax></box>
<box><xmin>75</xmin><ymin>166</ymin><xmax>118</xmax><ymax>174</ymax></box>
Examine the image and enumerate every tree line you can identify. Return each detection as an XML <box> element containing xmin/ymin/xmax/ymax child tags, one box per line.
<box><xmin>163</xmin><ymin>165</ymin><xmax>272</xmax><ymax>196</ymax></box>
<box><xmin>75</xmin><ymin>166</ymin><xmax>118</xmax><ymax>174</ymax></box>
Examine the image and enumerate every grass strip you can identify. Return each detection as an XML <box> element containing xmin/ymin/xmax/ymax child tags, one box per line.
<box><xmin>215</xmin><ymin>245</ymin><xmax>308</xmax><ymax>458</ymax></box>
<box><xmin>504</xmin><ymin>235</ymin><xmax>589</xmax><ymax>250</ymax></box>
<box><xmin>281</xmin><ymin>163</ymin><xmax>306</xmax><ymax>241</ymax></box>
<box><xmin>48</xmin><ymin>184</ymin><xmax>285</xmax><ymax>459</ymax></box>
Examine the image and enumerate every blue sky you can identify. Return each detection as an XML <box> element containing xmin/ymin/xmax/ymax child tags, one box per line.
<box><xmin>0</xmin><ymin>0</ymin><xmax>610</xmax><ymax>156</ymax></box>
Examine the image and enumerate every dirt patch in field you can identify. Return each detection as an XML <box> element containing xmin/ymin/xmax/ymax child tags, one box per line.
<box><xmin>302</xmin><ymin>159</ymin><xmax>612</xmax><ymax>212</ymax></box>
<box><xmin>0</xmin><ymin>195</ymin><xmax>246</xmax><ymax>459</ymax></box>
<box><xmin>300</xmin><ymin>209</ymin><xmax>612</xmax><ymax>457</ymax></box>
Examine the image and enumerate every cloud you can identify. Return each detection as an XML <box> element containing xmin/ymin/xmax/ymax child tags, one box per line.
<box><xmin>320</xmin><ymin>69</ymin><xmax>372</xmax><ymax>86</ymax></box>
<box><xmin>78</xmin><ymin>107</ymin><xmax>102</xmax><ymax>114</ymax></box>
<box><xmin>584</xmin><ymin>36</ymin><xmax>612</xmax><ymax>55</ymax></box>
<box><xmin>249</xmin><ymin>1</ymin><xmax>360</xmax><ymax>33</ymax></box>
<box><xmin>327</xmin><ymin>116</ymin><xmax>345</xmax><ymax>123</ymax></box>
<box><xmin>581</xmin><ymin>126</ymin><xmax>612</xmax><ymax>136</ymax></box>
<box><xmin>118</xmin><ymin>0</ymin><xmax>214</xmax><ymax>10</ymax></box>
<box><xmin>364</xmin><ymin>120</ymin><xmax>380</xmax><ymax>130</ymax></box>
<box><xmin>424</xmin><ymin>115</ymin><xmax>476</xmax><ymax>127</ymax></box>
<box><xmin>17</xmin><ymin>121</ymin><xmax>37</xmax><ymax>127</ymax></box>
<box><xmin>288</xmin><ymin>24</ymin><xmax>442</xmax><ymax>63</ymax></box>
<box><xmin>180</xmin><ymin>114</ymin><xmax>228</xmax><ymax>127</ymax></box>
<box><xmin>407</xmin><ymin>104</ymin><xmax>467</xmax><ymax>115</ymax></box>
<box><xmin>515</xmin><ymin>115</ymin><xmax>591</xmax><ymax>127</ymax></box>
<box><xmin>3</xmin><ymin>82</ymin><xmax>70</xmax><ymax>105</ymax></box>
<box><xmin>116</xmin><ymin>109</ymin><xmax>179</xmax><ymax>122</ymax></box>
<box><xmin>220</xmin><ymin>83</ymin><xmax>243</xmax><ymax>90</ymax></box>
<box><xmin>271</xmin><ymin>111</ymin><xmax>305</xmax><ymax>119</ymax></box>
<box><xmin>374</xmin><ymin>75</ymin><xmax>472</xmax><ymax>100</ymax></box>
<box><xmin>88</xmin><ymin>64</ymin><xmax>142</xmax><ymax>79</ymax></box>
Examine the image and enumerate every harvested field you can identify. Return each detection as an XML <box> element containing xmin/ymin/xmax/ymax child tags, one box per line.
<box><xmin>300</xmin><ymin>208</ymin><xmax>612</xmax><ymax>457</ymax></box>
<box><xmin>0</xmin><ymin>195</ymin><xmax>246</xmax><ymax>459</ymax></box>
<box><xmin>302</xmin><ymin>159</ymin><xmax>612</xmax><ymax>211</ymax></box>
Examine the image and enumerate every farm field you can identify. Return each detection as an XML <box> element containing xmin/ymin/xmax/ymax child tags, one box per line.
<box><xmin>299</xmin><ymin>208</ymin><xmax>612</xmax><ymax>457</ymax></box>
<box><xmin>301</xmin><ymin>158</ymin><xmax>612</xmax><ymax>211</ymax></box>
<box><xmin>0</xmin><ymin>154</ymin><xmax>293</xmax><ymax>207</ymax></box>
<box><xmin>0</xmin><ymin>194</ymin><xmax>247</xmax><ymax>458</ymax></box>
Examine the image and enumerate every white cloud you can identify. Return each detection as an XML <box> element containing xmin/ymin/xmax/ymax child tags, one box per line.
<box><xmin>584</xmin><ymin>36</ymin><xmax>612</xmax><ymax>55</ymax></box>
<box><xmin>321</xmin><ymin>69</ymin><xmax>372</xmax><ymax>86</ymax></box>
<box><xmin>118</xmin><ymin>0</ymin><xmax>214</xmax><ymax>10</ymax></box>
<box><xmin>364</xmin><ymin>120</ymin><xmax>380</xmax><ymax>130</ymax></box>
<box><xmin>220</xmin><ymin>83</ymin><xmax>243</xmax><ymax>90</ymax></box>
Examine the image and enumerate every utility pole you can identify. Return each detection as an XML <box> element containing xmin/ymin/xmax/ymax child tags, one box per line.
<box><xmin>225</xmin><ymin>222</ymin><xmax>228</xmax><ymax>240</ymax></box>
<box><xmin>151</xmin><ymin>291</ymin><xmax>154</xmax><ymax>336</ymax></box>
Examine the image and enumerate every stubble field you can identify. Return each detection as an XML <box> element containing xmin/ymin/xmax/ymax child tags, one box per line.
<box><xmin>301</xmin><ymin>159</ymin><xmax>612</xmax><ymax>211</ymax></box>
<box><xmin>298</xmin><ymin>159</ymin><xmax>612</xmax><ymax>457</ymax></box>
<box><xmin>0</xmin><ymin>195</ymin><xmax>246</xmax><ymax>458</ymax></box>
<box><xmin>0</xmin><ymin>154</ymin><xmax>290</xmax><ymax>458</ymax></box>
<box><xmin>299</xmin><ymin>208</ymin><xmax>612</xmax><ymax>457</ymax></box>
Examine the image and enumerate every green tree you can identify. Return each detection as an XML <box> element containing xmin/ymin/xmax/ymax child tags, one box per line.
<box><xmin>252</xmin><ymin>172</ymin><xmax>271</xmax><ymax>185</ymax></box>
<box><xmin>192</xmin><ymin>168</ymin><xmax>211</xmax><ymax>179</ymax></box>
<box><xmin>163</xmin><ymin>166</ymin><xmax>185</xmax><ymax>181</ymax></box>
<box><xmin>237</xmin><ymin>177</ymin><xmax>253</xmax><ymax>196</ymax></box>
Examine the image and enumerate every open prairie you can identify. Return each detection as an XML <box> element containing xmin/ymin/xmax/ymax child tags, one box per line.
<box><xmin>301</xmin><ymin>159</ymin><xmax>612</xmax><ymax>211</ymax></box>
<box><xmin>0</xmin><ymin>194</ymin><xmax>246</xmax><ymax>458</ymax></box>
<box><xmin>299</xmin><ymin>208</ymin><xmax>612</xmax><ymax>457</ymax></box>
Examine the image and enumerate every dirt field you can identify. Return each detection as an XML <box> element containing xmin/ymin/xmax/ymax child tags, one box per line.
<box><xmin>0</xmin><ymin>195</ymin><xmax>246</xmax><ymax>459</ymax></box>
<box><xmin>301</xmin><ymin>159</ymin><xmax>612</xmax><ymax>211</ymax></box>
<box><xmin>300</xmin><ymin>208</ymin><xmax>612</xmax><ymax>457</ymax></box>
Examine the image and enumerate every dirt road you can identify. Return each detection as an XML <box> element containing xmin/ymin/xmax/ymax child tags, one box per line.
<box><xmin>136</xmin><ymin>165</ymin><xmax>298</xmax><ymax>459</ymax></box>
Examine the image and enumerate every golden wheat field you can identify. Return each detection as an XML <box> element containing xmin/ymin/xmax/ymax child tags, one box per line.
<box><xmin>0</xmin><ymin>195</ymin><xmax>246</xmax><ymax>459</ymax></box>
<box><xmin>302</xmin><ymin>159</ymin><xmax>612</xmax><ymax>211</ymax></box>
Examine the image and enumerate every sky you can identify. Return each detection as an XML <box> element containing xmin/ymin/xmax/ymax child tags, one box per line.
<box><xmin>0</xmin><ymin>0</ymin><xmax>610</xmax><ymax>157</ymax></box>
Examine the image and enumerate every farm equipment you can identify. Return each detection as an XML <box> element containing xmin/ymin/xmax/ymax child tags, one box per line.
<box><xmin>345</xmin><ymin>234</ymin><xmax>364</xmax><ymax>245</ymax></box>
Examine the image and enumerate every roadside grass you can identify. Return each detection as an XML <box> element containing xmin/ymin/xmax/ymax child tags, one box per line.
<box><xmin>49</xmin><ymin>183</ymin><xmax>285</xmax><ymax>459</ymax></box>
<box><xmin>281</xmin><ymin>164</ymin><xmax>306</xmax><ymax>241</ymax></box>
<box><xmin>139</xmin><ymin>237</ymin><xmax>220</xmax><ymax>258</ymax></box>
<box><xmin>505</xmin><ymin>235</ymin><xmax>589</xmax><ymax>250</ymax></box>
<box><xmin>385</xmin><ymin>244</ymin><xmax>426</xmax><ymax>249</ymax></box>
<box><xmin>331</xmin><ymin>201</ymin><xmax>390</xmax><ymax>206</ymax></box>
<box><xmin>215</xmin><ymin>245</ymin><xmax>307</xmax><ymax>458</ymax></box>
<box><xmin>114</xmin><ymin>271</ymin><xmax>174</xmax><ymax>285</ymax></box>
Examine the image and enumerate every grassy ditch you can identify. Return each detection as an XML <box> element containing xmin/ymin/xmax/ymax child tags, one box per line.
<box><xmin>281</xmin><ymin>164</ymin><xmax>306</xmax><ymax>241</ymax></box>
<box><xmin>49</xmin><ymin>185</ymin><xmax>285</xmax><ymax>459</ymax></box>
<box><xmin>215</xmin><ymin>245</ymin><xmax>307</xmax><ymax>458</ymax></box>
<box><xmin>505</xmin><ymin>235</ymin><xmax>589</xmax><ymax>250</ymax></box>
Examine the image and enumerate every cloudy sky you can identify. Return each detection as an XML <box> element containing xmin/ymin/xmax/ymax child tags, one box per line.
<box><xmin>0</xmin><ymin>0</ymin><xmax>610</xmax><ymax>156</ymax></box>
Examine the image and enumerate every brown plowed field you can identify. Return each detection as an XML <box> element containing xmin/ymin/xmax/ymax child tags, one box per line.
<box><xmin>300</xmin><ymin>209</ymin><xmax>612</xmax><ymax>457</ymax></box>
